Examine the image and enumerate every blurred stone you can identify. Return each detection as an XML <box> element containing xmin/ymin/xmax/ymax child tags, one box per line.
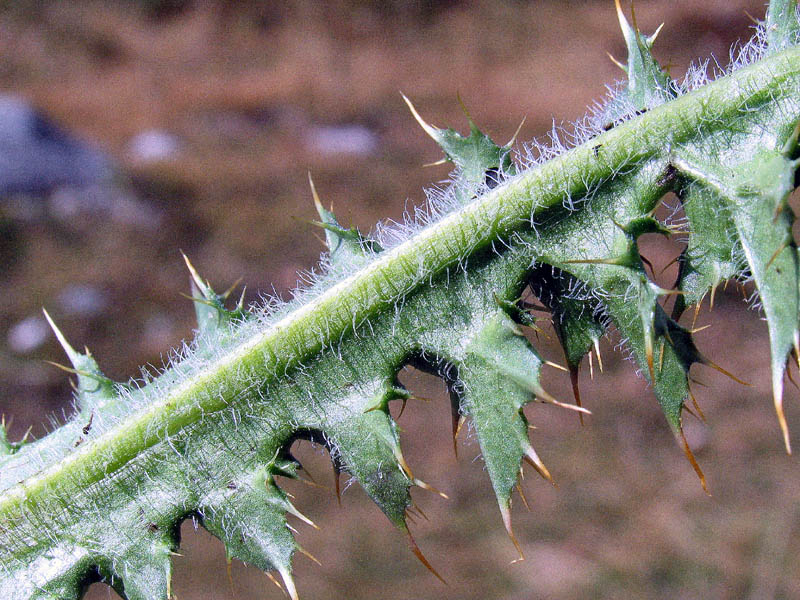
<box><xmin>305</xmin><ymin>124</ymin><xmax>379</xmax><ymax>156</ymax></box>
<box><xmin>7</xmin><ymin>316</ymin><xmax>49</xmax><ymax>354</ymax></box>
<box><xmin>48</xmin><ymin>184</ymin><xmax>161</xmax><ymax>229</ymax></box>
<box><xmin>56</xmin><ymin>284</ymin><xmax>107</xmax><ymax>318</ymax></box>
<box><xmin>128</xmin><ymin>129</ymin><xmax>181</xmax><ymax>164</ymax></box>
<box><xmin>0</xmin><ymin>95</ymin><xmax>113</xmax><ymax>196</ymax></box>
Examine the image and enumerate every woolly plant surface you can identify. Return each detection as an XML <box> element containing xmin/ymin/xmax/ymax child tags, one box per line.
<box><xmin>2</xmin><ymin>1</ymin><xmax>800</xmax><ymax>599</ymax></box>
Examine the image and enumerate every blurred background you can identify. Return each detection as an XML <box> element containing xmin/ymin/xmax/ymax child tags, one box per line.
<box><xmin>1</xmin><ymin>1</ymin><xmax>799</xmax><ymax>599</ymax></box>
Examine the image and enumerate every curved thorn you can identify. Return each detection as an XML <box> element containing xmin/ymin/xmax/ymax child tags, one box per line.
<box><xmin>499</xmin><ymin>502</ymin><xmax>525</xmax><ymax>562</ymax></box>
<box><xmin>406</xmin><ymin>529</ymin><xmax>447</xmax><ymax>585</ymax></box>
<box><xmin>285</xmin><ymin>501</ymin><xmax>319</xmax><ymax>530</ymax></box>
<box><xmin>588</xmin><ymin>350</ymin><xmax>595</xmax><ymax>380</ymax></box>
<box><xmin>659</xmin><ymin>252</ymin><xmax>681</xmax><ymax>276</ymax></box>
<box><xmin>456</xmin><ymin>91</ymin><xmax>476</xmax><ymax>128</ymax></box>
<box><xmin>677</xmin><ymin>427</ymin><xmax>709</xmax><ymax>495</ymax></box>
<box><xmin>606</xmin><ymin>51</ymin><xmax>626</xmax><ymax>71</ymax></box>
<box><xmin>396</xmin><ymin>397</ymin><xmax>408</xmax><ymax>419</ymax></box>
<box><xmin>401</xmin><ymin>93</ymin><xmax>439</xmax><ymax>141</ymax></box>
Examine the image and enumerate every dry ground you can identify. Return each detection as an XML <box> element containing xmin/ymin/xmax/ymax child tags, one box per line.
<box><xmin>2</xmin><ymin>1</ymin><xmax>800</xmax><ymax>599</ymax></box>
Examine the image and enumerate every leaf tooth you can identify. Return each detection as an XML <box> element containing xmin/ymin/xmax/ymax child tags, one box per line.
<box><xmin>43</xmin><ymin>308</ymin><xmax>116</xmax><ymax>407</ymax></box>
<box><xmin>114</xmin><ymin>540</ymin><xmax>173</xmax><ymax>600</ymax></box>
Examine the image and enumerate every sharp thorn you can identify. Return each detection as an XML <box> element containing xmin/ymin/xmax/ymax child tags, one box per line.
<box><xmin>415</xmin><ymin>478</ymin><xmax>449</xmax><ymax>500</ymax></box>
<box><xmin>297</xmin><ymin>545</ymin><xmax>322</xmax><ymax>566</ymax></box>
<box><xmin>522</xmin><ymin>444</ymin><xmax>554</xmax><ymax>485</ymax></box>
<box><xmin>308</xmin><ymin>171</ymin><xmax>324</xmax><ymax>215</ymax></box>
<box><xmin>677</xmin><ymin>427</ymin><xmax>710</xmax><ymax>495</ymax></box>
<box><xmin>692</xmin><ymin>296</ymin><xmax>704</xmax><ymax>330</ymax></box>
<box><xmin>220</xmin><ymin>277</ymin><xmax>243</xmax><ymax>302</ymax></box>
<box><xmin>569</xmin><ymin>367</ymin><xmax>585</xmax><ymax>426</ymax></box>
<box><xmin>452</xmin><ymin>414</ymin><xmax>465</xmax><ymax>459</ymax></box>
<box><xmin>397</xmin><ymin>397</ymin><xmax>408</xmax><ymax>419</ymax></box>
<box><xmin>516</xmin><ymin>480</ymin><xmax>531</xmax><ymax>512</ymax></box>
<box><xmin>395</xmin><ymin>449</ymin><xmax>414</xmax><ymax>480</ymax></box>
<box><xmin>700</xmin><ymin>355</ymin><xmax>751</xmax><ymax>386</ymax></box>
<box><xmin>544</xmin><ymin>360</ymin><xmax>568</xmax><ymax>372</ymax></box>
<box><xmin>266</xmin><ymin>571</ymin><xmax>284</xmax><ymax>592</ymax></box>
<box><xmin>42</xmin><ymin>308</ymin><xmax>80</xmax><ymax>365</ymax></box>
<box><xmin>688</xmin><ymin>386</ymin><xmax>707</xmax><ymax>423</ymax></box>
<box><xmin>277</xmin><ymin>566</ymin><xmax>299</xmax><ymax>600</ymax></box>
<box><xmin>406</xmin><ymin>529</ymin><xmax>447</xmax><ymax>585</ymax></box>
<box><xmin>285</xmin><ymin>501</ymin><xmax>319</xmax><ymax>530</ymax></box>
<box><xmin>774</xmin><ymin>379</ymin><xmax>792</xmax><ymax>454</ymax></box>
<box><xmin>401</xmin><ymin>93</ymin><xmax>440</xmax><ymax>141</ymax></box>
<box><xmin>499</xmin><ymin>502</ymin><xmax>525</xmax><ymax>563</ymax></box>
<box><xmin>606</xmin><ymin>51</ymin><xmax>626</xmax><ymax>71</ymax></box>
<box><xmin>594</xmin><ymin>339</ymin><xmax>604</xmax><ymax>372</ymax></box>
<box><xmin>411</xmin><ymin>499</ymin><xmax>430</xmax><ymax>521</ymax></box>
<box><xmin>507</xmin><ymin>115</ymin><xmax>527</xmax><ymax>147</ymax></box>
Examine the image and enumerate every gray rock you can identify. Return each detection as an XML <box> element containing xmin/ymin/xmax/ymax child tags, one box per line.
<box><xmin>0</xmin><ymin>95</ymin><xmax>113</xmax><ymax>196</ymax></box>
<box><xmin>7</xmin><ymin>316</ymin><xmax>49</xmax><ymax>354</ymax></box>
<box><xmin>127</xmin><ymin>129</ymin><xmax>181</xmax><ymax>163</ymax></box>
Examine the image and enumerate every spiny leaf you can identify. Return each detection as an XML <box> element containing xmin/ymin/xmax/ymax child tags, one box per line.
<box><xmin>0</xmin><ymin>2</ymin><xmax>799</xmax><ymax>599</ymax></box>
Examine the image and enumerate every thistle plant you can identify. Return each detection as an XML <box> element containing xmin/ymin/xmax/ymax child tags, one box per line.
<box><xmin>1</xmin><ymin>1</ymin><xmax>799</xmax><ymax>599</ymax></box>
